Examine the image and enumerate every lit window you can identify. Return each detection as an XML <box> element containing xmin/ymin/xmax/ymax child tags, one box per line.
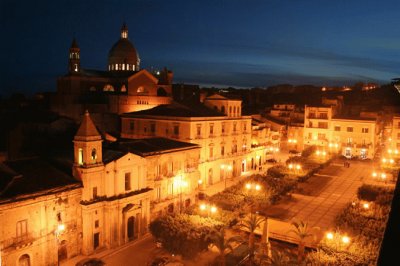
<box><xmin>127</xmin><ymin>64</ymin><xmax>130</xmax><ymax>70</ymax></box>
<box><xmin>347</xmin><ymin>127</ymin><xmax>353</xmax><ymax>132</ymax></box>
<box><xmin>362</xmin><ymin>128</ymin><xmax>369</xmax><ymax>133</ymax></box>
<box><xmin>334</xmin><ymin>126</ymin><xmax>341</xmax><ymax>131</ymax></box>
<box><xmin>78</xmin><ymin>148</ymin><xmax>83</xmax><ymax>165</ymax></box>
<box><xmin>116</xmin><ymin>64</ymin><xmax>118</xmax><ymax>70</ymax></box>
<box><xmin>74</xmin><ymin>64</ymin><xmax>78</xmax><ymax>72</ymax></box>
<box><xmin>122</xmin><ymin>64</ymin><xmax>125</xmax><ymax>70</ymax></box>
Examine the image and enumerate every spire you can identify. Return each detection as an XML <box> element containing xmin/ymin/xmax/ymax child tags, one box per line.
<box><xmin>121</xmin><ymin>22</ymin><xmax>128</xmax><ymax>39</ymax></box>
<box><xmin>74</xmin><ymin>110</ymin><xmax>101</xmax><ymax>141</ymax></box>
<box><xmin>71</xmin><ymin>37</ymin><xmax>79</xmax><ymax>49</ymax></box>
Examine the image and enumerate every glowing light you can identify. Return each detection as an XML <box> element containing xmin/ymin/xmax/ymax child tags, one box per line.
<box><xmin>245</xmin><ymin>183</ymin><xmax>251</xmax><ymax>190</ymax></box>
<box><xmin>200</xmin><ymin>204</ymin><xmax>206</xmax><ymax>211</ymax></box>
<box><xmin>220</xmin><ymin>164</ymin><xmax>225</xmax><ymax>169</ymax></box>
<box><xmin>388</xmin><ymin>149</ymin><xmax>392</xmax><ymax>154</ymax></box>
<box><xmin>326</xmin><ymin>232</ymin><xmax>334</xmax><ymax>240</ymax></box>
<box><xmin>296</xmin><ymin>164</ymin><xmax>301</xmax><ymax>170</ymax></box>
<box><xmin>335</xmin><ymin>143</ymin><xmax>339</xmax><ymax>148</ymax></box>
<box><xmin>322</xmin><ymin>151</ymin><xmax>327</xmax><ymax>156</ymax></box>
<box><xmin>363</xmin><ymin>203</ymin><xmax>370</xmax><ymax>209</ymax></box>
<box><xmin>256</xmin><ymin>155</ymin><xmax>260</xmax><ymax>159</ymax></box>
<box><xmin>372</xmin><ymin>172</ymin><xmax>377</xmax><ymax>177</ymax></box>
<box><xmin>381</xmin><ymin>173</ymin><xmax>387</xmax><ymax>179</ymax></box>
<box><xmin>210</xmin><ymin>206</ymin><xmax>217</xmax><ymax>213</ymax></box>
<box><xmin>275</xmin><ymin>148</ymin><xmax>279</xmax><ymax>152</ymax></box>
<box><xmin>255</xmin><ymin>184</ymin><xmax>261</xmax><ymax>191</ymax></box>
<box><xmin>198</xmin><ymin>179</ymin><xmax>203</xmax><ymax>184</ymax></box>
<box><xmin>342</xmin><ymin>236</ymin><xmax>350</xmax><ymax>244</ymax></box>
<box><xmin>316</xmin><ymin>150</ymin><xmax>320</xmax><ymax>156</ymax></box>
<box><xmin>288</xmin><ymin>164</ymin><xmax>293</xmax><ymax>169</ymax></box>
<box><xmin>382</xmin><ymin>158</ymin><xmax>387</xmax><ymax>163</ymax></box>
<box><xmin>227</xmin><ymin>165</ymin><xmax>232</xmax><ymax>171</ymax></box>
<box><xmin>389</xmin><ymin>159</ymin><xmax>394</xmax><ymax>164</ymax></box>
<box><xmin>57</xmin><ymin>224</ymin><xmax>65</xmax><ymax>233</ymax></box>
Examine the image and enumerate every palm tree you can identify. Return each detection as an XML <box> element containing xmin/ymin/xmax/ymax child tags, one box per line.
<box><xmin>240</xmin><ymin>213</ymin><xmax>265</xmax><ymax>264</ymax></box>
<box><xmin>288</xmin><ymin>220</ymin><xmax>319</xmax><ymax>263</ymax></box>
<box><xmin>206</xmin><ymin>227</ymin><xmax>242</xmax><ymax>266</ymax></box>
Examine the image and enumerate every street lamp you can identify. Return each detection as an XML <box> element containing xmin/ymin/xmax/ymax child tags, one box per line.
<box><xmin>55</xmin><ymin>223</ymin><xmax>65</xmax><ymax>266</ymax></box>
<box><xmin>199</xmin><ymin>203</ymin><xmax>217</xmax><ymax>216</ymax></box>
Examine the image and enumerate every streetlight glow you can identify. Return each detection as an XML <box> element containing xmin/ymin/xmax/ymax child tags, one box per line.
<box><xmin>210</xmin><ymin>206</ymin><xmax>217</xmax><ymax>213</ymax></box>
<box><xmin>200</xmin><ymin>204</ymin><xmax>206</xmax><ymax>211</ymax></box>
<box><xmin>342</xmin><ymin>236</ymin><xmax>350</xmax><ymax>244</ymax></box>
<box><xmin>326</xmin><ymin>232</ymin><xmax>334</xmax><ymax>240</ymax></box>
<box><xmin>57</xmin><ymin>223</ymin><xmax>65</xmax><ymax>232</ymax></box>
<box><xmin>255</xmin><ymin>184</ymin><xmax>261</xmax><ymax>191</ymax></box>
<box><xmin>363</xmin><ymin>203</ymin><xmax>370</xmax><ymax>209</ymax></box>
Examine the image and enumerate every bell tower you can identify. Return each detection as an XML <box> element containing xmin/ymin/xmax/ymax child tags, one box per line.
<box><xmin>69</xmin><ymin>38</ymin><xmax>80</xmax><ymax>74</ymax></box>
<box><xmin>73</xmin><ymin>110</ymin><xmax>102</xmax><ymax>167</ymax></box>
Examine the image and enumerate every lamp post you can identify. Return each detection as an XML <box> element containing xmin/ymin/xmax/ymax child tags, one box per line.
<box><xmin>55</xmin><ymin>223</ymin><xmax>65</xmax><ymax>266</ymax></box>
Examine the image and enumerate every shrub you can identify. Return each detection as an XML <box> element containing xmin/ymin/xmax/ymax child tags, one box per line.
<box><xmin>301</xmin><ymin>145</ymin><xmax>317</xmax><ymax>158</ymax></box>
<box><xmin>149</xmin><ymin>214</ymin><xmax>222</xmax><ymax>258</ymax></box>
<box><xmin>357</xmin><ymin>184</ymin><xmax>394</xmax><ymax>204</ymax></box>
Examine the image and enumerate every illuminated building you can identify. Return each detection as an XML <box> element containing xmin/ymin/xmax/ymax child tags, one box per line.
<box><xmin>51</xmin><ymin>23</ymin><xmax>173</xmax><ymax>122</ymax></box>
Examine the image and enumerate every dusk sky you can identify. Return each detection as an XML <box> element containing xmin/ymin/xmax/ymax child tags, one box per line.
<box><xmin>1</xmin><ymin>0</ymin><xmax>400</xmax><ymax>95</ymax></box>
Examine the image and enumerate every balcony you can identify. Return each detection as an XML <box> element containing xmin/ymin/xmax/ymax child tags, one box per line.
<box><xmin>3</xmin><ymin>232</ymin><xmax>37</xmax><ymax>250</ymax></box>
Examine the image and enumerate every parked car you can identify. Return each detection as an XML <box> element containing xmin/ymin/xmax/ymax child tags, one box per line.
<box><xmin>76</xmin><ymin>258</ymin><xmax>105</xmax><ymax>266</ymax></box>
<box><xmin>266</xmin><ymin>158</ymin><xmax>277</xmax><ymax>163</ymax></box>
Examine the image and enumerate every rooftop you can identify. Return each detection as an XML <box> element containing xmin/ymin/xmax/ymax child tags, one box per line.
<box><xmin>105</xmin><ymin>137</ymin><xmax>199</xmax><ymax>158</ymax></box>
<box><xmin>0</xmin><ymin>158</ymin><xmax>80</xmax><ymax>202</ymax></box>
<box><xmin>122</xmin><ymin>102</ymin><xmax>224</xmax><ymax>118</ymax></box>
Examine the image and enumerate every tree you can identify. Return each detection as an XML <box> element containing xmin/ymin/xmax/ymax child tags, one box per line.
<box><xmin>241</xmin><ymin>213</ymin><xmax>265</xmax><ymax>264</ymax></box>
<box><xmin>206</xmin><ymin>228</ymin><xmax>242</xmax><ymax>266</ymax></box>
<box><xmin>288</xmin><ymin>220</ymin><xmax>319</xmax><ymax>263</ymax></box>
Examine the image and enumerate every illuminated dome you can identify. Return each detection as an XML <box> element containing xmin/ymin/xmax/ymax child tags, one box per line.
<box><xmin>108</xmin><ymin>23</ymin><xmax>140</xmax><ymax>72</ymax></box>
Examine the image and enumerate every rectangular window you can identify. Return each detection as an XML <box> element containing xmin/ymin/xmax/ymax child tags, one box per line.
<box><xmin>318</xmin><ymin>133</ymin><xmax>326</xmax><ymax>140</ymax></box>
<box><xmin>209</xmin><ymin>147</ymin><xmax>213</xmax><ymax>158</ymax></box>
<box><xmin>93</xmin><ymin>187</ymin><xmax>98</xmax><ymax>199</ymax></box>
<box><xmin>334</xmin><ymin>126</ymin><xmax>341</xmax><ymax>131</ymax></box>
<box><xmin>362</xmin><ymin>127</ymin><xmax>369</xmax><ymax>133</ymax></box>
<box><xmin>173</xmin><ymin>125</ymin><xmax>179</xmax><ymax>136</ymax></box>
<box><xmin>318</xmin><ymin>122</ymin><xmax>328</xmax><ymax>129</ymax></box>
<box><xmin>309</xmin><ymin>112</ymin><xmax>316</xmax><ymax>118</ymax></box>
<box><xmin>95</xmin><ymin>220</ymin><xmax>99</xmax><ymax>228</ymax></box>
<box><xmin>319</xmin><ymin>113</ymin><xmax>328</xmax><ymax>119</ymax></box>
<box><xmin>221</xmin><ymin>124</ymin><xmax>225</xmax><ymax>134</ymax></box>
<box><xmin>347</xmin><ymin>138</ymin><xmax>352</xmax><ymax>144</ymax></box>
<box><xmin>196</xmin><ymin>124</ymin><xmax>201</xmax><ymax>137</ymax></box>
<box><xmin>150</xmin><ymin>123</ymin><xmax>156</xmax><ymax>133</ymax></box>
<box><xmin>125</xmin><ymin>173</ymin><xmax>131</xmax><ymax>191</ymax></box>
<box><xmin>221</xmin><ymin>146</ymin><xmax>225</xmax><ymax>156</ymax></box>
<box><xmin>16</xmin><ymin>220</ymin><xmax>28</xmax><ymax>238</ymax></box>
<box><xmin>347</xmin><ymin>127</ymin><xmax>353</xmax><ymax>132</ymax></box>
<box><xmin>210</xmin><ymin>124</ymin><xmax>214</xmax><ymax>135</ymax></box>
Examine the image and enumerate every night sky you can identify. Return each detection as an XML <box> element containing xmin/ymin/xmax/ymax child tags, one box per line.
<box><xmin>1</xmin><ymin>0</ymin><xmax>400</xmax><ymax>96</ymax></box>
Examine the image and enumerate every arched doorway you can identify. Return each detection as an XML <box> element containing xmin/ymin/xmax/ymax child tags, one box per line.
<box><xmin>58</xmin><ymin>240</ymin><xmax>68</xmax><ymax>261</ymax></box>
<box><xmin>208</xmin><ymin>168</ymin><xmax>213</xmax><ymax>185</ymax></box>
<box><xmin>18</xmin><ymin>254</ymin><xmax>30</xmax><ymax>266</ymax></box>
<box><xmin>127</xmin><ymin>216</ymin><xmax>135</xmax><ymax>241</ymax></box>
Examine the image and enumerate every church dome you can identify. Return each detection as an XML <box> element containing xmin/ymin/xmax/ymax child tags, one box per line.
<box><xmin>108</xmin><ymin>23</ymin><xmax>140</xmax><ymax>72</ymax></box>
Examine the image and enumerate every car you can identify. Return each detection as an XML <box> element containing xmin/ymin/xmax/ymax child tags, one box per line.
<box><xmin>266</xmin><ymin>158</ymin><xmax>277</xmax><ymax>163</ymax></box>
<box><xmin>76</xmin><ymin>258</ymin><xmax>105</xmax><ymax>266</ymax></box>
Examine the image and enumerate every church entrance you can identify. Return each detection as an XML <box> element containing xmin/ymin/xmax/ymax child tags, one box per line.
<box><xmin>127</xmin><ymin>216</ymin><xmax>135</xmax><ymax>241</ymax></box>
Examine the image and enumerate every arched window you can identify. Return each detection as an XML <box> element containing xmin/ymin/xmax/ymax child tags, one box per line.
<box><xmin>122</xmin><ymin>64</ymin><xmax>125</xmax><ymax>70</ymax></box>
<box><xmin>221</xmin><ymin>106</ymin><xmax>225</xmax><ymax>114</ymax></box>
<box><xmin>103</xmin><ymin>84</ymin><xmax>114</xmax><ymax>92</ymax></box>
<box><xmin>19</xmin><ymin>254</ymin><xmax>30</xmax><ymax>266</ymax></box>
<box><xmin>229</xmin><ymin>106</ymin><xmax>232</xmax><ymax>115</ymax></box>
<box><xmin>121</xmin><ymin>85</ymin><xmax>127</xmax><ymax>92</ymax></box>
<box><xmin>116</xmin><ymin>64</ymin><xmax>119</xmax><ymax>70</ymax></box>
<box><xmin>91</xmin><ymin>148</ymin><xmax>97</xmax><ymax>161</ymax></box>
